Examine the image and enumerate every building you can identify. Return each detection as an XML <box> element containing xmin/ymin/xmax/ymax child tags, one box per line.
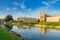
<box><xmin>46</xmin><ymin>16</ymin><xmax>60</xmax><ymax>22</ymax></box>
<box><xmin>15</xmin><ymin>17</ymin><xmax>38</xmax><ymax>22</ymax></box>
<box><xmin>40</xmin><ymin>12</ymin><xmax>60</xmax><ymax>22</ymax></box>
<box><xmin>40</xmin><ymin>12</ymin><xmax>46</xmax><ymax>22</ymax></box>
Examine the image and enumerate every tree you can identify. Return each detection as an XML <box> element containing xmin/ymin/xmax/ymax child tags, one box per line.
<box><xmin>4</xmin><ymin>14</ymin><xmax>13</xmax><ymax>22</ymax></box>
<box><xmin>37</xmin><ymin>19</ymin><xmax>40</xmax><ymax>22</ymax></box>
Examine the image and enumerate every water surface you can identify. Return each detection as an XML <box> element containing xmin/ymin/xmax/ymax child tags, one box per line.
<box><xmin>12</xmin><ymin>26</ymin><xmax>60</xmax><ymax>40</ymax></box>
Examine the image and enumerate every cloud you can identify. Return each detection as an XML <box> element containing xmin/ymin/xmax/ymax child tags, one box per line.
<box><xmin>16</xmin><ymin>8</ymin><xmax>41</xmax><ymax>18</ymax></box>
<box><xmin>8</xmin><ymin>7</ymin><xmax>60</xmax><ymax>19</ymax></box>
<box><xmin>13</xmin><ymin>7</ymin><xmax>17</xmax><ymax>10</ymax></box>
<box><xmin>42</xmin><ymin>0</ymin><xmax>59</xmax><ymax>6</ymax></box>
<box><xmin>13</xmin><ymin>2</ymin><xmax>20</xmax><ymax>6</ymax></box>
<box><xmin>42</xmin><ymin>1</ymin><xmax>50</xmax><ymax>6</ymax></box>
<box><xmin>20</xmin><ymin>0</ymin><xmax>26</xmax><ymax>9</ymax></box>
<box><xmin>14</xmin><ymin>6</ymin><xmax>49</xmax><ymax>19</ymax></box>
<box><xmin>20</xmin><ymin>3</ymin><xmax>26</xmax><ymax>9</ymax></box>
<box><xmin>13</xmin><ymin>0</ymin><xmax>26</xmax><ymax>9</ymax></box>
<box><xmin>51</xmin><ymin>0</ymin><xmax>58</xmax><ymax>3</ymax></box>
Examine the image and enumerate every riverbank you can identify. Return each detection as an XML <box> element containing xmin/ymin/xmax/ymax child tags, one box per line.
<box><xmin>34</xmin><ymin>22</ymin><xmax>60</xmax><ymax>29</ymax></box>
<box><xmin>35</xmin><ymin>24</ymin><xmax>60</xmax><ymax>30</ymax></box>
<box><xmin>36</xmin><ymin>22</ymin><xmax>60</xmax><ymax>26</ymax></box>
<box><xmin>11</xmin><ymin>21</ymin><xmax>60</xmax><ymax>29</ymax></box>
<box><xmin>0</xmin><ymin>27</ymin><xmax>23</xmax><ymax>40</ymax></box>
<box><xmin>12</xmin><ymin>21</ymin><xmax>38</xmax><ymax>25</ymax></box>
<box><xmin>12</xmin><ymin>22</ymin><xmax>60</xmax><ymax>26</ymax></box>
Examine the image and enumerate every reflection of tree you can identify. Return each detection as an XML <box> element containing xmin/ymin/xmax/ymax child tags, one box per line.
<box><xmin>4</xmin><ymin>22</ymin><xmax>13</xmax><ymax>30</ymax></box>
<box><xmin>0</xmin><ymin>19</ymin><xmax>4</xmax><ymax>25</ymax></box>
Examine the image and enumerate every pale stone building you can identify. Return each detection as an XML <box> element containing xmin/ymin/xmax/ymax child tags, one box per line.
<box><xmin>15</xmin><ymin>17</ymin><xmax>38</xmax><ymax>22</ymax></box>
<box><xmin>40</xmin><ymin>12</ymin><xmax>60</xmax><ymax>22</ymax></box>
<box><xmin>40</xmin><ymin>12</ymin><xmax>46</xmax><ymax>22</ymax></box>
<box><xmin>46</xmin><ymin>16</ymin><xmax>60</xmax><ymax>22</ymax></box>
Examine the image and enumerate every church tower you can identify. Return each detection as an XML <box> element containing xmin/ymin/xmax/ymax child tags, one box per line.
<box><xmin>40</xmin><ymin>12</ymin><xmax>46</xmax><ymax>22</ymax></box>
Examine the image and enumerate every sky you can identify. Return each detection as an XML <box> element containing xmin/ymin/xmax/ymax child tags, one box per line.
<box><xmin>0</xmin><ymin>0</ymin><xmax>60</xmax><ymax>19</ymax></box>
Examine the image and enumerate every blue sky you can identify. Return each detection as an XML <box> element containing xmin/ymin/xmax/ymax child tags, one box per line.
<box><xmin>0</xmin><ymin>0</ymin><xmax>60</xmax><ymax>19</ymax></box>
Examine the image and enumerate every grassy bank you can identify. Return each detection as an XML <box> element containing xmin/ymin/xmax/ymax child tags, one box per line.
<box><xmin>0</xmin><ymin>27</ymin><xmax>22</xmax><ymax>40</ymax></box>
<box><xmin>36</xmin><ymin>22</ymin><xmax>60</xmax><ymax>26</ymax></box>
<box><xmin>12</xmin><ymin>21</ymin><xmax>38</xmax><ymax>25</ymax></box>
<box><xmin>12</xmin><ymin>21</ymin><xmax>60</xmax><ymax>26</ymax></box>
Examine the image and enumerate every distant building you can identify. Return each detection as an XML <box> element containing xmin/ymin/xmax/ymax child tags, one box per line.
<box><xmin>46</xmin><ymin>16</ymin><xmax>60</xmax><ymax>22</ymax></box>
<box><xmin>15</xmin><ymin>17</ymin><xmax>38</xmax><ymax>22</ymax></box>
<box><xmin>40</xmin><ymin>12</ymin><xmax>46</xmax><ymax>22</ymax></box>
<box><xmin>40</xmin><ymin>12</ymin><xmax>60</xmax><ymax>22</ymax></box>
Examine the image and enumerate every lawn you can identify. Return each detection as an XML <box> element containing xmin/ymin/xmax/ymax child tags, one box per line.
<box><xmin>37</xmin><ymin>22</ymin><xmax>60</xmax><ymax>26</ymax></box>
<box><xmin>0</xmin><ymin>27</ymin><xmax>22</xmax><ymax>40</ymax></box>
<box><xmin>12</xmin><ymin>21</ymin><xmax>38</xmax><ymax>25</ymax></box>
<box><xmin>12</xmin><ymin>21</ymin><xmax>60</xmax><ymax>26</ymax></box>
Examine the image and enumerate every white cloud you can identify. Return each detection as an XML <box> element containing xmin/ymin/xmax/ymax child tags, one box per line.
<box><xmin>16</xmin><ymin>8</ymin><xmax>41</xmax><ymax>19</ymax></box>
<box><xmin>42</xmin><ymin>0</ymin><xmax>59</xmax><ymax>6</ymax></box>
<box><xmin>20</xmin><ymin>3</ymin><xmax>26</xmax><ymax>9</ymax></box>
<box><xmin>16</xmin><ymin>8</ymin><xmax>60</xmax><ymax>19</ymax></box>
<box><xmin>13</xmin><ymin>7</ymin><xmax>17</xmax><ymax>10</ymax></box>
<box><xmin>13</xmin><ymin>2</ymin><xmax>20</xmax><ymax>6</ymax></box>
<box><xmin>51</xmin><ymin>0</ymin><xmax>58</xmax><ymax>3</ymax></box>
<box><xmin>20</xmin><ymin>0</ymin><xmax>26</xmax><ymax>9</ymax></box>
<box><xmin>13</xmin><ymin>0</ymin><xmax>26</xmax><ymax>9</ymax></box>
<box><xmin>42</xmin><ymin>1</ymin><xmax>50</xmax><ymax>6</ymax></box>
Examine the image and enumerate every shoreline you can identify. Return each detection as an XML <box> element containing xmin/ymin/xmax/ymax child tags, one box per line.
<box><xmin>35</xmin><ymin>24</ymin><xmax>60</xmax><ymax>29</ymax></box>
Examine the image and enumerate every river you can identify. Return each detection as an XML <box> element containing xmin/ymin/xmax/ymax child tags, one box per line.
<box><xmin>11</xmin><ymin>26</ymin><xmax>60</xmax><ymax>40</ymax></box>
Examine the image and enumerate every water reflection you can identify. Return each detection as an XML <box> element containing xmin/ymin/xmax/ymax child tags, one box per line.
<box><xmin>11</xmin><ymin>25</ymin><xmax>60</xmax><ymax>40</ymax></box>
<box><xmin>39</xmin><ymin>27</ymin><xmax>47</xmax><ymax>35</ymax></box>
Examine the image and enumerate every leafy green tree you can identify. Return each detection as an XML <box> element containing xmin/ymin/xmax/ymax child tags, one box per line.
<box><xmin>4</xmin><ymin>14</ymin><xmax>13</xmax><ymax>22</ymax></box>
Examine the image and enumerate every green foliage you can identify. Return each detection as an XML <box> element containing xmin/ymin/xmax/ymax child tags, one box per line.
<box><xmin>4</xmin><ymin>14</ymin><xmax>13</xmax><ymax>22</ymax></box>
<box><xmin>0</xmin><ymin>27</ymin><xmax>22</xmax><ymax>40</ymax></box>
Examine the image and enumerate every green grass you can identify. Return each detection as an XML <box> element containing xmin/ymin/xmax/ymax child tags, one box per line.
<box><xmin>37</xmin><ymin>22</ymin><xmax>60</xmax><ymax>26</ymax></box>
<box><xmin>12</xmin><ymin>21</ymin><xmax>38</xmax><ymax>25</ymax></box>
<box><xmin>12</xmin><ymin>21</ymin><xmax>60</xmax><ymax>26</ymax></box>
<box><xmin>0</xmin><ymin>27</ymin><xmax>22</xmax><ymax>40</ymax></box>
